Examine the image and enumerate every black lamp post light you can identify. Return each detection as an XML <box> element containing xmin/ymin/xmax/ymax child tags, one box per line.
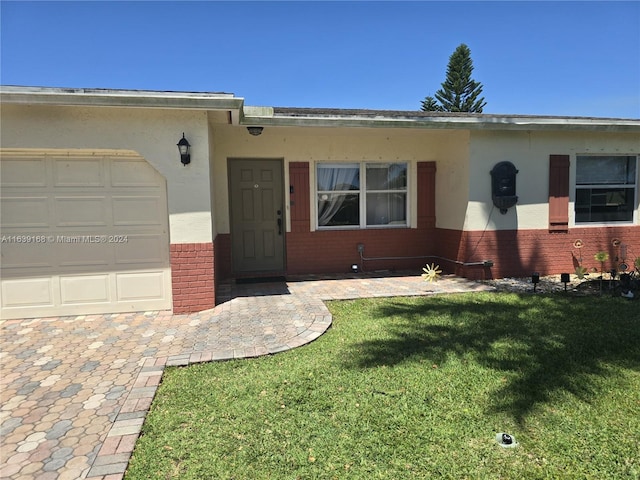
<box><xmin>177</xmin><ymin>133</ymin><xmax>191</xmax><ymax>166</ymax></box>
<box><xmin>530</xmin><ymin>272</ymin><xmax>574</xmax><ymax>293</ymax></box>
<box><xmin>531</xmin><ymin>272</ymin><xmax>540</xmax><ymax>292</ymax></box>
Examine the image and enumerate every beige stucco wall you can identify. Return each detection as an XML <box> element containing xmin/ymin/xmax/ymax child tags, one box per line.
<box><xmin>210</xmin><ymin>124</ymin><xmax>470</xmax><ymax>234</ymax></box>
<box><xmin>6</xmin><ymin>102</ymin><xmax>635</xmax><ymax>243</ymax></box>
<box><xmin>1</xmin><ymin>104</ymin><xmax>212</xmax><ymax>243</ymax></box>
<box><xmin>466</xmin><ymin>130</ymin><xmax>640</xmax><ymax>231</ymax></box>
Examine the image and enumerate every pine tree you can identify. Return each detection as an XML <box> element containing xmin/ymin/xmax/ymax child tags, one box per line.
<box><xmin>420</xmin><ymin>96</ymin><xmax>442</xmax><ymax>112</ymax></box>
<box><xmin>421</xmin><ymin>44</ymin><xmax>486</xmax><ymax>113</ymax></box>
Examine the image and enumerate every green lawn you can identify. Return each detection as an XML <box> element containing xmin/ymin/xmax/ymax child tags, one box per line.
<box><xmin>125</xmin><ymin>292</ymin><xmax>640</xmax><ymax>479</ymax></box>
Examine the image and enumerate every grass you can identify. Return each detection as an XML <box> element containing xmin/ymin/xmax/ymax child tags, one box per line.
<box><xmin>125</xmin><ymin>292</ymin><xmax>640</xmax><ymax>479</ymax></box>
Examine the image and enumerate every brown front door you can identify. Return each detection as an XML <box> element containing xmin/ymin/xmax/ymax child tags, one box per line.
<box><xmin>228</xmin><ymin>159</ymin><xmax>285</xmax><ymax>274</ymax></box>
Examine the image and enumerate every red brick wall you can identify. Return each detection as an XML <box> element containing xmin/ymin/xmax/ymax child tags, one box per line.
<box><xmin>435</xmin><ymin>226</ymin><xmax>640</xmax><ymax>280</ymax></box>
<box><xmin>286</xmin><ymin>228</ymin><xmax>436</xmax><ymax>274</ymax></box>
<box><xmin>215</xmin><ymin>229</ymin><xmax>435</xmax><ymax>277</ymax></box>
<box><xmin>170</xmin><ymin>243</ymin><xmax>215</xmax><ymax>314</ymax></box>
<box><xmin>211</xmin><ymin>225</ymin><xmax>640</xmax><ymax>284</ymax></box>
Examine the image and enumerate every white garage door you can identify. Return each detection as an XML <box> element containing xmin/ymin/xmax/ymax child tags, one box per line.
<box><xmin>1</xmin><ymin>150</ymin><xmax>172</xmax><ymax>320</ymax></box>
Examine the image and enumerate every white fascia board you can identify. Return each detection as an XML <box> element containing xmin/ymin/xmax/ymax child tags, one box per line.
<box><xmin>241</xmin><ymin>109</ymin><xmax>640</xmax><ymax>132</ymax></box>
<box><xmin>0</xmin><ymin>86</ymin><xmax>245</xmax><ymax>111</ymax></box>
<box><xmin>237</xmin><ymin>105</ymin><xmax>274</xmax><ymax>126</ymax></box>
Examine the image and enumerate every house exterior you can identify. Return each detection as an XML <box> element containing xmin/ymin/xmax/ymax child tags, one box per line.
<box><xmin>1</xmin><ymin>86</ymin><xmax>639</xmax><ymax>320</ymax></box>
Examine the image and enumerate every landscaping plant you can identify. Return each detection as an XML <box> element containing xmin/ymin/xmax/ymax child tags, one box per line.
<box><xmin>594</xmin><ymin>250</ymin><xmax>610</xmax><ymax>294</ymax></box>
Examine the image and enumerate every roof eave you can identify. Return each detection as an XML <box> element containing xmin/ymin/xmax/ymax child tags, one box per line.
<box><xmin>2</xmin><ymin>86</ymin><xmax>638</xmax><ymax>132</ymax></box>
<box><xmin>241</xmin><ymin>110</ymin><xmax>640</xmax><ymax>132</ymax></box>
<box><xmin>0</xmin><ymin>86</ymin><xmax>245</xmax><ymax>111</ymax></box>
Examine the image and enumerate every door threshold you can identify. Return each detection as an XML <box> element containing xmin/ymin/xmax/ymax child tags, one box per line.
<box><xmin>235</xmin><ymin>276</ymin><xmax>286</xmax><ymax>285</ymax></box>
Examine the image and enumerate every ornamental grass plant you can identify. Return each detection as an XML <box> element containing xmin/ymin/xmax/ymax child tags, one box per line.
<box><xmin>126</xmin><ymin>292</ymin><xmax>639</xmax><ymax>479</ymax></box>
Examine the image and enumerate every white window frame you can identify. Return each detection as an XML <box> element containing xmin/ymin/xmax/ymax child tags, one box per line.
<box><xmin>315</xmin><ymin>161</ymin><xmax>410</xmax><ymax>230</ymax></box>
<box><xmin>573</xmin><ymin>154</ymin><xmax>638</xmax><ymax>226</ymax></box>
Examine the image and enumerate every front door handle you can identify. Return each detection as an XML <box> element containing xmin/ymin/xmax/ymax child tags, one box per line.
<box><xmin>276</xmin><ymin>210</ymin><xmax>282</xmax><ymax>235</ymax></box>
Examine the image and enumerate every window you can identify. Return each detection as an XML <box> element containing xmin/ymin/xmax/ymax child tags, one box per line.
<box><xmin>317</xmin><ymin>162</ymin><xmax>407</xmax><ymax>228</ymax></box>
<box><xmin>366</xmin><ymin>163</ymin><xmax>408</xmax><ymax>226</ymax></box>
<box><xmin>317</xmin><ymin>164</ymin><xmax>360</xmax><ymax>227</ymax></box>
<box><xmin>575</xmin><ymin>155</ymin><xmax>637</xmax><ymax>223</ymax></box>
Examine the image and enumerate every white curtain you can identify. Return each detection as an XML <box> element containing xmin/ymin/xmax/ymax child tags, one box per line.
<box><xmin>317</xmin><ymin>167</ymin><xmax>359</xmax><ymax>226</ymax></box>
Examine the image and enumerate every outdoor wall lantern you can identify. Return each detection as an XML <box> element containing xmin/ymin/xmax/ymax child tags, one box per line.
<box><xmin>247</xmin><ymin>126</ymin><xmax>264</xmax><ymax>136</ymax></box>
<box><xmin>177</xmin><ymin>133</ymin><xmax>191</xmax><ymax>166</ymax></box>
<box><xmin>490</xmin><ymin>161</ymin><xmax>519</xmax><ymax>214</ymax></box>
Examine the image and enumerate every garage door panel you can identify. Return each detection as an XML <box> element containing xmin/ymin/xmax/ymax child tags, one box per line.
<box><xmin>1</xmin><ymin>242</ymin><xmax>53</xmax><ymax>269</ymax></box>
<box><xmin>55</xmin><ymin>196</ymin><xmax>109</xmax><ymax>227</ymax></box>
<box><xmin>1</xmin><ymin>158</ymin><xmax>47</xmax><ymax>187</ymax></box>
<box><xmin>1</xmin><ymin>278</ymin><xmax>54</xmax><ymax>307</ymax></box>
<box><xmin>56</xmin><ymin>242</ymin><xmax>112</xmax><ymax>267</ymax></box>
<box><xmin>0</xmin><ymin>152</ymin><xmax>173</xmax><ymax>319</ymax></box>
<box><xmin>1</xmin><ymin>197</ymin><xmax>50</xmax><ymax>227</ymax></box>
<box><xmin>112</xmin><ymin>196</ymin><xmax>164</xmax><ymax>226</ymax></box>
<box><xmin>114</xmin><ymin>234</ymin><xmax>165</xmax><ymax>264</ymax></box>
<box><xmin>111</xmin><ymin>159</ymin><xmax>162</xmax><ymax>187</ymax></box>
<box><xmin>53</xmin><ymin>158</ymin><xmax>105</xmax><ymax>187</ymax></box>
<box><xmin>116</xmin><ymin>271</ymin><xmax>166</xmax><ymax>301</ymax></box>
<box><xmin>60</xmin><ymin>275</ymin><xmax>110</xmax><ymax>304</ymax></box>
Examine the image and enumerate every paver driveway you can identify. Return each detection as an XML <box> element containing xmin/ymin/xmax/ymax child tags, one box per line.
<box><xmin>1</xmin><ymin>273</ymin><xmax>492</xmax><ymax>479</ymax></box>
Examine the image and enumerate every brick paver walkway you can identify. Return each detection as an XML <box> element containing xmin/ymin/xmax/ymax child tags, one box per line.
<box><xmin>1</xmin><ymin>273</ymin><xmax>492</xmax><ymax>479</ymax></box>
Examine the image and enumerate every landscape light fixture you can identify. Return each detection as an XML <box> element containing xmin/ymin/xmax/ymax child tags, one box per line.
<box><xmin>560</xmin><ymin>273</ymin><xmax>570</xmax><ymax>291</ymax></box>
<box><xmin>177</xmin><ymin>133</ymin><xmax>191</xmax><ymax>166</ymax></box>
<box><xmin>532</xmin><ymin>272</ymin><xmax>540</xmax><ymax>292</ymax></box>
<box><xmin>247</xmin><ymin>126</ymin><xmax>264</xmax><ymax>136</ymax></box>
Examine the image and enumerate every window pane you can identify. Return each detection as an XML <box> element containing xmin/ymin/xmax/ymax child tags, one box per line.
<box><xmin>575</xmin><ymin>187</ymin><xmax>634</xmax><ymax>222</ymax></box>
<box><xmin>318</xmin><ymin>193</ymin><xmax>359</xmax><ymax>226</ymax></box>
<box><xmin>366</xmin><ymin>163</ymin><xmax>407</xmax><ymax>190</ymax></box>
<box><xmin>575</xmin><ymin>189</ymin><xmax>591</xmax><ymax>222</ymax></box>
<box><xmin>317</xmin><ymin>166</ymin><xmax>359</xmax><ymax>191</ymax></box>
<box><xmin>576</xmin><ymin>156</ymin><xmax>636</xmax><ymax>185</ymax></box>
<box><xmin>366</xmin><ymin>193</ymin><xmax>407</xmax><ymax>226</ymax></box>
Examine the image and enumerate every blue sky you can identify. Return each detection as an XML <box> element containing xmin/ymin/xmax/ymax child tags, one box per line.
<box><xmin>1</xmin><ymin>1</ymin><xmax>639</xmax><ymax>118</ymax></box>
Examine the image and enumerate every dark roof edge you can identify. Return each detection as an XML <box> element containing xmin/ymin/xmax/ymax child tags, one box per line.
<box><xmin>244</xmin><ymin>106</ymin><xmax>640</xmax><ymax>132</ymax></box>
<box><xmin>273</xmin><ymin>106</ymin><xmax>639</xmax><ymax>122</ymax></box>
